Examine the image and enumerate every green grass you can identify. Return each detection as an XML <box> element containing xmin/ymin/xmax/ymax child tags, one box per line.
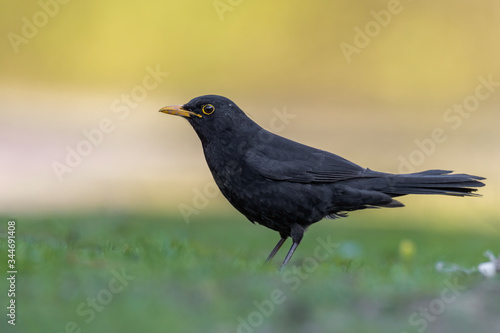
<box><xmin>0</xmin><ymin>212</ymin><xmax>499</xmax><ymax>333</ymax></box>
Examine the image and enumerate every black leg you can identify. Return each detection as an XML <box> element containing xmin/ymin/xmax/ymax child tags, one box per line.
<box><xmin>280</xmin><ymin>241</ymin><xmax>301</xmax><ymax>271</ymax></box>
<box><xmin>265</xmin><ymin>237</ymin><xmax>287</xmax><ymax>262</ymax></box>
<box><xmin>279</xmin><ymin>224</ymin><xmax>304</xmax><ymax>270</ymax></box>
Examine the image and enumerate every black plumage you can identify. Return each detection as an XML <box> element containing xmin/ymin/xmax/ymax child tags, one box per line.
<box><xmin>159</xmin><ymin>95</ymin><xmax>485</xmax><ymax>269</ymax></box>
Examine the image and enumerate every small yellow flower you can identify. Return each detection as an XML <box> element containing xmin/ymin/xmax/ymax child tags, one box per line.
<box><xmin>399</xmin><ymin>239</ymin><xmax>416</xmax><ymax>261</ymax></box>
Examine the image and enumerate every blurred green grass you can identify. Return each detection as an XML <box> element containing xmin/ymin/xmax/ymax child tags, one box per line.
<box><xmin>1</xmin><ymin>213</ymin><xmax>498</xmax><ymax>333</ymax></box>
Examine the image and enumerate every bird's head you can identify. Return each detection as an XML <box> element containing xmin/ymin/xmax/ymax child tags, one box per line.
<box><xmin>159</xmin><ymin>95</ymin><xmax>257</xmax><ymax>143</ymax></box>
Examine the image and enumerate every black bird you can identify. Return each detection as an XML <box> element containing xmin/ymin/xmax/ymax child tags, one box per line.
<box><xmin>159</xmin><ymin>95</ymin><xmax>485</xmax><ymax>269</ymax></box>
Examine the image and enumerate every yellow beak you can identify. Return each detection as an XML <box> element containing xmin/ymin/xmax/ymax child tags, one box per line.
<box><xmin>159</xmin><ymin>105</ymin><xmax>202</xmax><ymax>118</ymax></box>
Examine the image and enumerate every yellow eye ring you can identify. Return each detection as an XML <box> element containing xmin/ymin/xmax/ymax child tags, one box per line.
<box><xmin>202</xmin><ymin>104</ymin><xmax>215</xmax><ymax>115</ymax></box>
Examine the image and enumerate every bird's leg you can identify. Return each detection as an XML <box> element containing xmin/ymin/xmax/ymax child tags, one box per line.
<box><xmin>265</xmin><ymin>236</ymin><xmax>287</xmax><ymax>262</ymax></box>
<box><xmin>279</xmin><ymin>241</ymin><xmax>301</xmax><ymax>271</ymax></box>
<box><xmin>279</xmin><ymin>224</ymin><xmax>304</xmax><ymax>270</ymax></box>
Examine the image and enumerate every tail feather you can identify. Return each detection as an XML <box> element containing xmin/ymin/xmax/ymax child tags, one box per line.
<box><xmin>385</xmin><ymin>169</ymin><xmax>485</xmax><ymax>197</ymax></box>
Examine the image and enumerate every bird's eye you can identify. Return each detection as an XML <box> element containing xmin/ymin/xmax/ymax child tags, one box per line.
<box><xmin>202</xmin><ymin>104</ymin><xmax>215</xmax><ymax>115</ymax></box>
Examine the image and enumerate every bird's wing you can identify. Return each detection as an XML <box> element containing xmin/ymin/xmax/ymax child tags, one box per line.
<box><xmin>244</xmin><ymin>134</ymin><xmax>367</xmax><ymax>183</ymax></box>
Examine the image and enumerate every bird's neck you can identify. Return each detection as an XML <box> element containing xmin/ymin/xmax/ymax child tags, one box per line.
<box><xmin>195</xmin><ymin>117</ymin><xmax>262</xmax><ymax>178</ymax></box>
<box><xmin>196</xmin><ymin>116</ymin><xmax>261</xmax><ymax>151</ymax></box>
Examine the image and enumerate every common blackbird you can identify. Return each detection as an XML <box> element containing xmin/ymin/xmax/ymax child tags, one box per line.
<box><xmin>159</xmin><ymin>95</ymin><xmax>485</xmax><ymax>269</ymax></box>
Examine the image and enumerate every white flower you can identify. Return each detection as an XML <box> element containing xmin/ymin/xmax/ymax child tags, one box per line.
<box><xmin>478</xmin><ymin>262</ymin><xmax>497</xmax><ymax>278</ymax></box>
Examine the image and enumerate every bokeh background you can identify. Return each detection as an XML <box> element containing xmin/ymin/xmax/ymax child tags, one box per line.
<box><xmin>2</xmin><ymin>2</ymin><xmax>500</xmax><ymax>333</ymax></box>
<box><xmin>2</xmin><ymin>0</ymin><xmax>499</xmax><ymax>226</ymax></box>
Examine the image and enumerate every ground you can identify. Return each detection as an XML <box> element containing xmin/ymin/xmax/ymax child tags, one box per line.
<box><xmin>0</xmin><ymin>212</ymin><xmax>498</xmax><ymax>333</ymax></box>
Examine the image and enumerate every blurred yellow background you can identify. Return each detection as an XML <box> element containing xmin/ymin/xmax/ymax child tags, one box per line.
<box><xmin>1</xmin><ymin>1</ymin><xmax>499</xmax><ymax>230</ymax></box>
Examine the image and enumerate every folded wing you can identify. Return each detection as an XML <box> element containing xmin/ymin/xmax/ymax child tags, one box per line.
<box><xmin>245</xmin><ymin>133</ymin><xmax>367</xmax><ymax>183</ymax></box>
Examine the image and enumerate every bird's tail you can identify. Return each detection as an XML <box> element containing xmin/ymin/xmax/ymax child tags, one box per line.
<box><xmin>383</xmin><ymin>169</ymin><xmax>485</xmax><ymax>197</ymax></box>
